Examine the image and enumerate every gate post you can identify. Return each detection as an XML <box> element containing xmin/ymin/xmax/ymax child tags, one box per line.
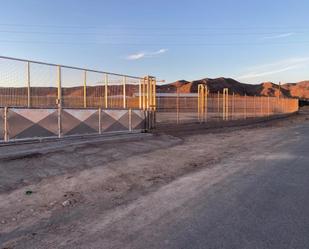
<box><xmin>205</xmin><ymin>86</ymin><xmax>208</xmax><ymax>122</ymax></box>
<box><xmin>84</xmin><ymin>70</ymin><xmax>87</xmax><ymax>108</ymax></box>
<box><xmin>104</xmin><ymin>74</ymin><xmax>108</xmax><ymax>109</ymax></box>
<box><xmin>4</xmin><ymin>107</ymin><xmax>8</xmax><ymax>142</ymax></box>
<box><xmin>198</xmin><ymin>84</ymin><xmax>207</xmax><ymax>123</ymax></box>
<box><xmin>27</xmin><ymin>61</ymin><xmax>31</xmax><ymax>108</ymax></box>
<box><xmin>57</xmin><ymin>66</ymin><xmax>62</xmax><ymax>138</ymax></box>
<box><xmin>144</xmin><ymin>76</ymin><xmax>156</xmax><ymax>131</ymax></box>
<box><xmin>223</xmin><ymin>88</ymin><xmax>229</xmax><ymax>120</ymax></box>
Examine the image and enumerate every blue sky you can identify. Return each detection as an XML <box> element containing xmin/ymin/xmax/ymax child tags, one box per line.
<box><xmin>1</xmin><ymin>0</ymin><xmax>309</xmax><ymax>84</ymax></box>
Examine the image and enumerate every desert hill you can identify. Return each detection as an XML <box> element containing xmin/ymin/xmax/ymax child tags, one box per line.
<box><xmin>157</xmin><ymin>78</ymin><xmax>309</xmax><ymax>99</ymax></box>
<box><xmin>0</xmin><ymin>78</ymin><xmax>308</xmax><ymax>100</ymax></box>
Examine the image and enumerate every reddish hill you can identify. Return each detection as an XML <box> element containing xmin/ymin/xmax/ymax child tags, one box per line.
<box><xmin>0</xmin><ymin>78</ymin><xmax>308</xmax><ymax>99</ymax></box>
<box><xmin>157</xmin><ymin>78</ymin><xmax>309</xmax><ymax>99</ymax></box>
<box><xmin>282</xmin><ymin>81</ymin><xmax>309</xmax><ymax>99</ymax></box>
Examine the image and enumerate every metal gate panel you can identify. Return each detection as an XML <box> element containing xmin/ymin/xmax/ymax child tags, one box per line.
<box><xmin>101</xmin><ymin>110</ymin><xmax>129</xmax><ymax>132</ymax></box>
<box><xmin>61</xmin><ymin>109</ymin><xmax>99</xmax><ymax>136</ymax></box>
<box><xmin>132</xmin><ymin>110</ymin><xmax>145</xmax><ymax>130</ymax></box>
<box><xmin>7</xmin><ymin>108</ymin><xmax>58</xmax><ymax>140</ymax></box>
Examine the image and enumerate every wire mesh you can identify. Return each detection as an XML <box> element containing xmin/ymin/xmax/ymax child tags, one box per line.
<box><xmin>156</xmin><ymin>92</ymin><xmax>299</xmax><ymax>124</ymax></box>
<box><xmin>29</xmin><ymin>62</ymin><xmax>57</xmax><ymax>108</ymax></box>
<box><xmin>61</xmin><ymin>67</ymin><xmax>84</xmax><ymax>108</ymax></box>
<box><xmin>0</xmin><ymin>58</ymin><xmax>27</xmax><ymax>107</ymax></box>
<box><xmin>126</xmin><ymin>77</ymin><xmax>140</xmax><ymax>109</ymax></box>
<box><xmin>85</xmin><ymin>71</ymin><xmax>105</xmax><ymax>108</ymax></box>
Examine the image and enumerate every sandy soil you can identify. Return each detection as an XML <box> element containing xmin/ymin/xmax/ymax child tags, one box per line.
<box><xmin>0</xmin><ymin>108</ymin><xmax>308</xmax><ymax>249</ymax></box>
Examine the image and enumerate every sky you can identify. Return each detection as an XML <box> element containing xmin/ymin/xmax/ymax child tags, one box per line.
<box><xmin>0</xmin><ymin>0</ymin><xmax>309</xmax><ymax>84</ymax></box>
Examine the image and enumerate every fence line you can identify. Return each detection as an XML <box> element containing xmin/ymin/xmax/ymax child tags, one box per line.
<box><xmin>156</xmin><ymin>86</ymin><xmax>299</xmax><ymax>124</ymax></box>
<box><xmin>0</xmin><ymin>56</ymin><xmax>156</xmax><ymax>110</ymax></box>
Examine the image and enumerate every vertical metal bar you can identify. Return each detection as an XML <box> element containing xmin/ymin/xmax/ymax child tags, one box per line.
<box><xmin>129</xmin><ymin>109</ymin><xmax>132</xmax><ymax>131</ymax></box>
<box><xmin>232</xmin><ymin>92</ymin><xmax>235</xmax><ymax>120</ymax></box>
<box><xmin>98</xmin><ymin>107</ymin><xmax>102</xmax><ymax>134</ymax></box>
<box><xmin>142</xmin><ymin>78</ymin><xmax>146</xmax><ymax>110</ymax></box>
<box><xmin>225</xmin><ymin>88</ymin><xmax>229</xmax><ymax>120</ymax></box>
<box><xmin>146</xmin><ymin>77</ymin><xmax>150</xmax><ymax>109</ymax></box>
<box><xmin>57</xmin><ymin>66</ymin><xmax>62</xmax><ymax>138</ymax></box>
<box><xmin>222</xmin><ymin>89</ymin><xmax>225</xmax><ymax>120</ymax></box>
<box><xmin>83</xmin><ymin>70</ymin><xmax>87</xmax><ymax>108</ymax></box>
<box><xmin>176</xmin><ymin>89</ymin><xmax>180</xmax><ymax>124</ymax></box>
<box><xmin>198</xmin><ymin>85</ymin><xmax>201</xmax><ymax>122</ymax></box>
<box><xmin>123</xmin><ymin>76</ymin><xmax>126</xmax><ymax>109</ymax></box>
<box><xmin>244</xmin><ymin>94</ymin><xmax>247</xmax><ymax>119</ymax></box>
<box><xmin>4</xmin><ymin>107</ymin><xmax>8</xmax><ymax>142</ymax></box>
<box><xmin>153</xmin><ymin>77</ymin><xmax>156</xmax><ymax>111</ymax></box>
<box><xmin>149</xmin><ymin>76</ymin><xmax>153</xmax><ymax>110</ymax></box>
<box><xmin>149</xmin><ymin>77</ymin><xmax>152</xmax><ymax>109</ymax></box>
<box><xmin>217</xmin><ymin>91</ymin><xmax>220</xmax><ymax>119</ymax></box>
<box><xmin>27</xmin><ymin>62</ymin><xmax>31</xmax><ymax>108</ymax></box>
<box><xmin>253</xmin><ymin>95</ymin><xmax>256</xmax><ymax>117</ymax></box>
<box><xmin>205</xmin><ymin>87</ymin><xmax>208</xmax><ymax>122</ymax></box>
<box><xmin>105</xmin><ymin>74</ymin><xmax>108</xmax><ymax>109</ymax></box>
<box><xmin>267</xmin><ymin>96</ymin><xmax>270</xmax><ymax>117</ymax></box>
<box><xmin>139</xmin><ymin>79</ymin><xmax>142</xmax><ymax>109</ymax></box>
<box><xmin>259</xmin><ymin>96</ymin><xmax>263</xmax><ymax>117</ymax></box>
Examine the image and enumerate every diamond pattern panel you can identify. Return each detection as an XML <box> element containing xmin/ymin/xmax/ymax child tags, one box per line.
<box><xmin>7</xmin><ymin>109</ymin><xmax>58</xmax><ymax>140</ymax></box>
<box><xmin>2</xmin><ymin>108</ymin><xmax>146</xmax><ymax>142</ymax></box>
<box><xmin>61</xmin><ymin>109</ymin><xmax>98</xmax><ymax>136</ymax></box>
<box><xmin>132</xmin><ymin>110</ymin><xmax>145</xmax><ymax>130</ymax></box>
<box><xmin>101</xmin><ymin>110</ymin><xmax>129</xmax><ymax>132</ymax></box>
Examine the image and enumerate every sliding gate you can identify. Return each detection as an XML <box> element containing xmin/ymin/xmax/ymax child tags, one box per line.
<box><xmin>0</xmin><ymin>56</ymin><xmax>156</xmax><ymax>142</ymax></box>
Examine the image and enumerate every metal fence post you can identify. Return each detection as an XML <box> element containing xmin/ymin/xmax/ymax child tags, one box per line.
<box><xmin>232</xmin><ymin>92</ymin><xmax>235</xmax><ymax>120</ymax></box>
<box><xmin>143</xmin><ymin>77</ymin><xmax>146</xmax><ymax>110</ymax></box>
<box><xmin>223</xmin><ymin>88</ymin><xmax>228</xmax><ymax>120</ymax></box>
<box><xmin>98</xmin><ymin>107</ymin><xmax>102</xmax><ymax>134</ymax></box>
<box><xmin>198</xmin><ymin>84</ymin><xmax>204</xmax><ymax>122</ymax></box>
<box><xmin>104</xmin><ymin>74</ymin><xmax>108</xmax><ymax>109</ymax></box>
<box><xmin>244</xmin><ymin>94</ymin><xmax>247</xmax><ymax>119</ymax></box>
<box><xmin>123</xmin><ymin>76</ymin><xmax>126</xmax><ymax>109</ymax></box>
<box><xmin>27</xmin><ymin>62</ymin><xmax>31</xmax><ymax>108</ymax></box>
<box><xmin>217</xmin><ymin>91</ymin><xmax>220</xmax><ymax>119</ymax></box>
<box><xmin>139</xmin><ymin>79</ymin><xmax>142</xmax><ymax>109</ymax></box>
<box><xmin>57</xmin><ymin>66</ymin><xmax>62</xmax><ymax>138</ymax></box>
<box><xmin>83</xmin><ymin>70</ymin><xmax>87</xmax><ymax>108</ymax></box>
<box><xmin>4</xmin><ymin>107</ymin><xmax>8</xmax><ymax>142</ymax></box>
<box><xmin>176</xmin><ymin>88</ymin><xmax>180</xmax><ymax>124</ymax></box>
<box><xmin>129</xmin><ymin>109</ymin><xmax>132</xmax><ymax>131</ymax></box>
<box><xmin>253</xmin><ymin>95</ymin><xmax>256</xmax><ymax>117</ymax></box>
<box><xmin>152</xmin><ymin>77</ymin><xmax>156</xmax><ymax>111</ymax></box>
<box><xmin>267</xmin><ymin>96</ymin><xmax>270</xmax><ymax>117</ymax></box>
<box><xmin>260</xmin><ymin>97</ymin><xmax>263</xmax><ymax>116</ymax></box>
<box><xmin>205</xmin><ymin>87</ymin><xmax>208</xmax><ymax>122</ymax></box>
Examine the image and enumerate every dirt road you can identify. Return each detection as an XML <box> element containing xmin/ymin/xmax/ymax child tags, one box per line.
<box><xmin>1</xmin><ymin>109</ymin><xmax>308</xmax><ymax>249</ymax></box>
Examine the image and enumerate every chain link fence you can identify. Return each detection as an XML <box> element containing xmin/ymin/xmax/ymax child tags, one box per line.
<box><xmin>156</xmin><ymin>87</ymin><xmax>299</xmax><ymax>124</ymax></box>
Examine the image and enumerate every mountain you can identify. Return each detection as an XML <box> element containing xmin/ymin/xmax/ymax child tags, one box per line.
<box><xmin>157</xmin><ymin>78</ymin><xmax>309</xmax><ymax>99</ymax></box>
<box><xmin>282</xmin><ymin>81</ymin><xmax>309</xmax><ymax>99</ymax></box>
<box><xmin>0</xmin><ymin>78</ymin><xmax>308</xmax><ymax>99</ymax></box>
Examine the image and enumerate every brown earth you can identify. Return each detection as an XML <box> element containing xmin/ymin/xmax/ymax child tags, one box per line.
<box><xmin>0</xmin><ymin>108</ymin><xmax>308</xmax><ymax>248</ymax></box>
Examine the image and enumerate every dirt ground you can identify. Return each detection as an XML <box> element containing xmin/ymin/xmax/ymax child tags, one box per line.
<box><xmin>0</xmin><ymin>108</ymin><xmax>308</xmax><ymax>249</ymax></box>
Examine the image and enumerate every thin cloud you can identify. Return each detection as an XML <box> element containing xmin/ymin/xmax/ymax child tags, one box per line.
<box><xmin>126</xmin><ymin>48</ymin><xmax>168</xmax><ymax>60</ymax></box>
<box><xmin>261</xmin><ymin>32</ymin><xmax>294</xmax><ymax>40</ymax></box>
<box><xmin>237</xmin><ymin>57</ymin><xmax>309</xmax><ymax>80</ymax></box>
